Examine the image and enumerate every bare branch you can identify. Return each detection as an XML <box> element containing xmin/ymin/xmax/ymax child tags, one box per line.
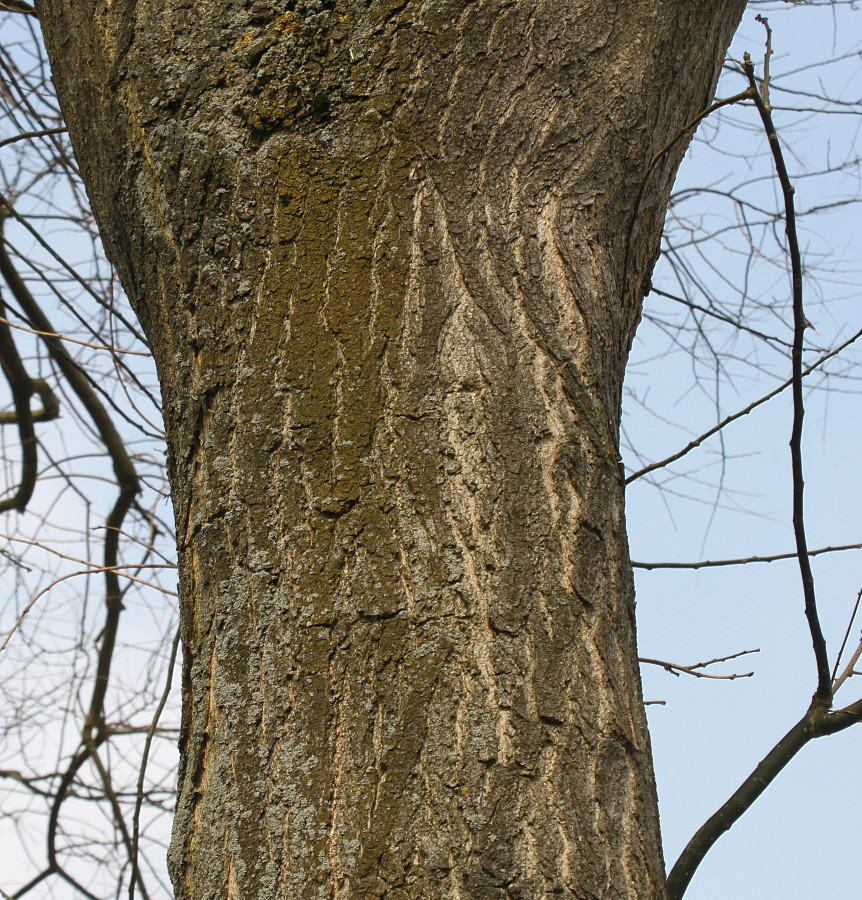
<box><xmin>667</xmin><ymin>702</ymin><xmax>862</xmax><ymax>900</ymax></box>
<box><xmin>742</xmin><ymin>50</ymin><xmax>831</xmax><ymax>702</ymax></box>
<box><xmin>832</xmin><ymin>588</ymin><xmax>862</xmax><ymax>693</ymax></box>
<box><xmin>633</xmin><ymin>541</ymin><xmax>862</xmax><ymax>570</ymax></box>
<box><xmin>626</xmin><ymin>327</ymin><xmax>862</xmax><ymax>485</ymax></box>
<box><xmin>640</xmin><ymin>649</ymin><xmax>759</xmax><ymax>680</ymax></box>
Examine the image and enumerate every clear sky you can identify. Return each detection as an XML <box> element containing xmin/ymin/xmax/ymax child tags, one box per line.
<box><xmin>627</xmin><ymin>3</ymin><xmax>862</xmax><ymax>897</ymax></box>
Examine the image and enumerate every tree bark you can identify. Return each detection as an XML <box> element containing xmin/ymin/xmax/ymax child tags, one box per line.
<box><xmin>39</xmin><ymin>2</ymin><xmax>746</xmax><ymax>897</ymax></box>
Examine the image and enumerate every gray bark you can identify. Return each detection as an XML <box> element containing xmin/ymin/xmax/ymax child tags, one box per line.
<box><xmin>39</xmin><ymin>1</ymin><xmax>746</xmax><ymax>897</ymax></box>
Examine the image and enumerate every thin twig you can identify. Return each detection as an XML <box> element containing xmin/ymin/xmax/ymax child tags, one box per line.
<box><xmin>831</xmin><ymin>636</ymin><xmax>862</xmax><ymax>695</ymax></box>
<box><xmin>621</xmin><ymin>89</ymin><xmax>755</xmax><ymax>306</ymax></box>
<box><xmin>0</xmin><ymin>314</ymin><xmax>151</xmax><ymax>355</ymax></box>
<box><xmin>83</xmin><ymin>736</ymin><xmax>151</xmax><ymax>900</ymax></box>
<box><xmin>831</xmin><ymin>586</ymin><xmax>862</xmax><ymax>682</ymax></box>
<box><xmin>640</xmin><ymin>649</ymin><xmax>758</xmax><ymax>680</ymax></box>
<box><xmin>0</xmin><ymin>126</ymin><xmax>66</xmax><ymax>150</ymax></box>
<box><xmin>626</xmin><ymin>327</ymin><xmax>862</xmax><ymax>484</ymax></box>
<box><xmin>0</xmin><ymin>564</ymin><xmax>178</xmax><ymax>651</ymax></box>
<box><xmin>743</xmin><ymin>53</ymin><xmax>831</xmax><ymax>702</ymax></box>
<box><xmin>755</xmin><ymin>15</ymin><xmax>773</xmax><ymax>110</ymax></box>
<box><xmin>633</xmin><ymin>541</ymin><xmax>862</xmax><ymax>570</ymax></box>
<box><xmin>648</xmin><ymin>285</ymin><xmax>794</xmax><ymax>349</ymax></box>
<box><xmin>129</xmin><ymin>626</ymin><xmax>181</xmax><ymax>900</ymax></box>
<box><xmin>0</xmin><ymin>0</ymin><xmax>36</xmax><ymax>16</ymax></box>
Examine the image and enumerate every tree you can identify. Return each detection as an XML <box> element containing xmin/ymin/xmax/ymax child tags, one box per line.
<box><xmin>0</xmin><ymin>1</ymin><xmax>851</xmax><ymax>898</ymax></box>
<box><xmin>32</xmin><ymin>3</ymin><xmax>749</xmax><ymax>896</ymax></box>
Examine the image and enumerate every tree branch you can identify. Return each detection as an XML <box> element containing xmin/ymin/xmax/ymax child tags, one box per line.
<box><xmin>743</xmin><ymin>51</ymin><xmax>831</xmax><ymax>702</ymax></box>
<box><xmin>625</xmin><ymin>327</ymin><xmax>862</xmax><ymax>485</ymax></box>
<box><xmin>666</xmin><ymin>700</ymin><xmax>862</xmax><ymax>900</ymax></box>
<box><xmin>633</xmin><ymin>542</ymin><xmax>862</xmax><ymax>570</ymax></box>
<box><xmin>640</xmin><ymin>648</ymin><xmax>758</xmax><ymax>680</ymax></box>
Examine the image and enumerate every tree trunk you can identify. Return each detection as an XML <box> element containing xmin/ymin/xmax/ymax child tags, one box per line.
<box><xmin>39</xmin><ymin>2</ymin><xmax>745</xmax><ymax>897</ymax></box>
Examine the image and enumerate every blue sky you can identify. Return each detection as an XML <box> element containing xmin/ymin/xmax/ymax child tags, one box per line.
<box><xmin>627</xmin><ymin>3</ymin><xmax>862</xmax><ymax>897</ymax></box>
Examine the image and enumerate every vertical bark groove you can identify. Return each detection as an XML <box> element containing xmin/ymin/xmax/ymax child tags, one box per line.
<box><xmin>39</xmin><ymin>1</ymin><xmax>747</xmax><ymax>896</ymax></box>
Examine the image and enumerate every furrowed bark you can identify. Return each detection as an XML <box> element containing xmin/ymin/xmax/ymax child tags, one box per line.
<box><xmin>39</xmin><ymin>2</ymin><xmax>746</xmax><ymax>897</ymax></box>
